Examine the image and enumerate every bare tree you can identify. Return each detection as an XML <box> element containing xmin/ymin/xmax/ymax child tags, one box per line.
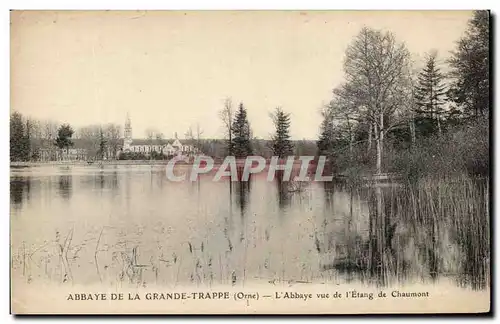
<box><xmin>24</xmin><ymin>117</ymin><xmax>42</xmax><ymax>160</ymax></box>
<box><xmin>41</xmin><ymin>120</ymin><xmax>60</xmax><ymax>160</ymax></box>
<box><xmin>156</xmin><ymin>132</ymin><xmax>165</xmax><ymax>154</ymax></box>
<box><xmin>218</xmin><ymin>97</ymin><xmax>233</xmax><ymax>156</ymax></box>
<box><xmin>406</xmin><ymin>65</ymin><xmax>420</xmax><ymax>145</ymax></box>
<box><xmin>342</xmin><ymin>27</ymin><xmax>411</xmax><ymax>174</ymax></box>
<box><xmin>78</xmin><ymin>125</ymin><xmax>101</xmax><ymax>160</ymax></box>
<box><xmin>330</xmin><ymin>85</ymin><xmax>364</xmax><ymax>160</ymax></box>
<box><xmin>105</xmin><ymin>123</ymin><xmax>122</xmax><ymax>159</ymax></box>
<box><xmin>146</xmin><ymin>128</ymin><xmax>155</xmax><ymax>140</ymax></box>
<box><xmin>195</xmin><ymin>123</ymin><xmax>204</xmax><ymax>153</ymax></box>
<box><xmin>146</xmin><ymin>128</ymin><xmax>157</xmax><ymax>158</ymax></box>
<box><xmin>184</xmin><ymin>126</ymin><xmax>194</xmax><ymax>144</ymax></box>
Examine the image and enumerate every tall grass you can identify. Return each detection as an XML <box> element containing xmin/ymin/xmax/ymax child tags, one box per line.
<box><xmin>328</xmin><ymin>175</ymin><xmax>489</xmax><ymax>290</ymax></box>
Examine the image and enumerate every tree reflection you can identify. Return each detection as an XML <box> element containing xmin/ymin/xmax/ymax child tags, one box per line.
<box><xmin>93</xmin><ymin>168</ymin><xmax>120</xmax><ymax>193</ymax></box>
<box><xmin>234</xmin><ymin>167</ymin><xmax>251</xmax><ymax>218</ymax></box>
<box><xmin>98</xmin><ymin>172</ymin><xmax>105</xmax><ymax>190</ymax></box>
<box><xmin>322</xmin><ymin>181</ymin><xmax>335</xmax><ymax>212</ymax></box>
<box><xmin>58</xmin><ymin>175</ymin><xmax>73</xmax><ymax>200</ymax></box>
<box><xmin>10</xmin><ymin>176</ymin><xmax>31</xmax><ymax>208</ymax></box>
<box><xmin>320</xmin><ymin>180</ymin><xmax>490</xmax><ymax>290</ymax></box>
<box><xmin>275</xmin><ymin>170</ymin><xmax>290</xmax><ymax>210</ymax></box>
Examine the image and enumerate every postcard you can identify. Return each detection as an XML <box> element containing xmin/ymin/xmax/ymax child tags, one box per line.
<box><xmin>10</xmin><ymin>10</ymin><xmax>491</xmax><ymax>315</ymax></box>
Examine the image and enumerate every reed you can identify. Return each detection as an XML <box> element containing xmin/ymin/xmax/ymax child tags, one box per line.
<box><xmin>328</xmin><ymin>175</ymin><xmax>489</xmax><ymax>289</ymax></box>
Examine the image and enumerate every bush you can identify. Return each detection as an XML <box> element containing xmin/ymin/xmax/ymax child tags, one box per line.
<box><xmin>388</xmin><ymin>117</ymin><xmax>489</xmax><ymax>181</ymax></box>
<box><xmin>118</xmin><ymin>152</ymin><xmax>147</xmax><ymax>160</ymax></box>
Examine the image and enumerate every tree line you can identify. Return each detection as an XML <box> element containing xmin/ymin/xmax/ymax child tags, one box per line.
<box><xmin>9</xmin><ymin>114</ymin><xmax>123</xmax><ymax>162</ymax></box>
<box><xmin>218</xmin><ymin>98</ymin><xmax>298</xmax><ymax>160</ymax></box>
<box><xmin>314</xmin><ymin>10</ymin><xmax>489</xmax><ymax>178</ymax></box>
<box><xmin>10</xmin><ymin>113</ymin><xmax>74</xmax><ymax>162</ymax></box>
<box><xmin>11</xmin><ymin>11</ymin><xmax>488</xmax><ymax>176</ymax></box>
<box><xmin>215</xmin><ymin>11</ymin><xmax>489</xmax><ymax>179</ymax></box>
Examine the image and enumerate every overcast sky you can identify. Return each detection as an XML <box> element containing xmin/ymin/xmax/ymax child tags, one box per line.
<box><xmin>11</xmin><ymin>10</ymin><xmax>473</xmax><ymax>140</ymax></box>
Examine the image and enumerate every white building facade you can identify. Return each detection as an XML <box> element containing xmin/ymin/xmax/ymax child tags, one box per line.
<box><xmin>122</xmin><ymin>114</ymin><xmax>197</xmax><ymax>156</ymax></box>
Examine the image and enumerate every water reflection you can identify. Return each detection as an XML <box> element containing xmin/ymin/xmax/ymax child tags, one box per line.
<box><xmin>320</xmin><ymin>185</ymin><xmax>416</xmax><ymax>287</ymax></box>
<box><xmin>97</xmin><ymin>172</ymin><xmax>105</xmax><ymax>189</ymax></box>
<box><xmin>58</xmin><ymin>175</ymin><xmax>73</xmax><ymax>200</ymax></box>
<box><xmin>276</xmin><ymin>180</ymin><xmax>290</xmax><ymax>210</ymax></box>
<box><xmin>10</xmin><ymin>176</ymin><xmax>31</xmax><ymax>208</ymax></box>
<box><xmin>9</xmin><ymin>165</ymin><xmax>489</xmax><ymax>290</ymax></box>
<box><xmin>234</xmin><ymin>177</ymin><xmax>251</xmax><ymax>218</ymax></box>
<box><xmin>321</xmin><ymin>181</ymin><xmax>490</xmax><ymax>290</ymax></box>
<box><xmin>93</xmin><ymin>169</ymin><xmax>120</xmax><ymax>192</ymax></box>
<box><xmin>275</xmin><ymin>170</ymin><xmax>291</xmax><ymax>210</ymax></box>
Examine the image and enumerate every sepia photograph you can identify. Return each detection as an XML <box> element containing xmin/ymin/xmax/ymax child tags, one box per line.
<box><xmin>9</xmin><ymin>10</ymin><xmax>491</xmax><ymax>315</ymax></box>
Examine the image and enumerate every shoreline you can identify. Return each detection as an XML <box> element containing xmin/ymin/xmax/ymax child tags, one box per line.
<box><xmin>10</xmin><ymin>160</ymin><xmax>404</xmax><ymax>182</ymax></box>
<box><xmin>9</xmin><ymin>159</ymin><xmax>313</xmax><ymax>168</ymax></box>
<box><xmin>10</xmin><ymin>160</ymin><xmax>176</xmax><ymax>167</ymax></box>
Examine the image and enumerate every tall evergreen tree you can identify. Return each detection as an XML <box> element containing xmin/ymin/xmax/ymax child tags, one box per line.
<box><xmin>270</xmin><ymin>107</ymin><xmax>294</xmax><ymax>158</ymax></box>
<box><xmin>317</xmin><ymin>108</ymin><xmax>335</xmax><ymax>157</ymax></box>
<box><xmin>414</xmin><ymin>52</ymin><xmax>447</xmax><ymax>135</ymax></box>
<box><xmin>55</xmin><ymin>124</ymin><xmax>74</xmax><ymax>158</ymax></box>
<box><xmin>231</xmin><ymin>103</ymin><xmax>252</xmax><ymax>158</ymax></box>
<box><xmin>98</xmin><ymin>127</ymin><xmax>107</xmax><ymax>160</ymax></box>
<box><xmin>448</xmin><ymin>10</ymin><xmax>490</xmax><ymax>118</ymax></box>
<box><xmin>10</xmin><ymin>112</ymin><xmax>30</xmax><ymax>162</ymax></box>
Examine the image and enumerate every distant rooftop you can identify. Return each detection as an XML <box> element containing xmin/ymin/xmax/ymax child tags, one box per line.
<box><xmin>32</xmin><ymin>138</ymin><xmax>195</xmax><ymax>149</ymax></box>
<box><xmin>127</xmin><ymin>138</ymin><xmax>192</xmax><ymax>146</ymax></box>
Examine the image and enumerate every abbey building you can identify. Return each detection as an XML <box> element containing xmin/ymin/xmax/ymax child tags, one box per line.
<box><xmin>122</xmin><ymin>114</ymin><xmax>197</xmax><ymax>157</ymax></box>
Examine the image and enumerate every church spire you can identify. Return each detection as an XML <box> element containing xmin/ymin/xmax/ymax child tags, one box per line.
<box><xmin>124</xmin><ymin>112</ymin><xmax>132</xmax><ymax>141</ymax></box>
<box><xmin>125</xmin><ymin>112</ymin><xmax>131</xmax><ymax>127</ymax></box>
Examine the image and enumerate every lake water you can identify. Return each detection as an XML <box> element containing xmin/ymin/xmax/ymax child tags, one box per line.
<box><xmin>10</xmin><ymin>165</ymin><xmax>489</xmax><ymax>290</ymax></box>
